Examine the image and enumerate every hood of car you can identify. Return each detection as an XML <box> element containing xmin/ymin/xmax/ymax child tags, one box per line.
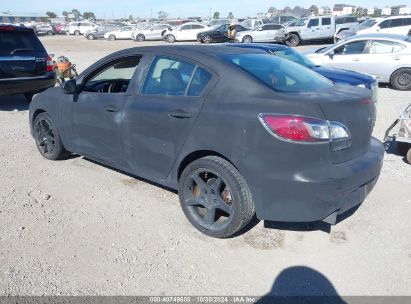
<box><xmin>313</xmin><ymin>66</ymin><xmax>375</xmax><ymax>87</ymax></box>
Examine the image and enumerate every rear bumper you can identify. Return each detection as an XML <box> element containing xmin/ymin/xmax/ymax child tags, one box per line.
<box><xmin>252</xmin><ymin>137</ymin><xmax>384</xmax><ymax>223</ymax></box>
<box><xmin>0</xmin><ymin>72</ymin><xmax>56</xmax><ymax>95</ymax></box>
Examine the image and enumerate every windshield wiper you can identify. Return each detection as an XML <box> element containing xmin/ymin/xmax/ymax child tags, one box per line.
<box><xmin>10</xmin><ymin>48</ymin><xmax>34</xmax><ymax>55</ymax></box>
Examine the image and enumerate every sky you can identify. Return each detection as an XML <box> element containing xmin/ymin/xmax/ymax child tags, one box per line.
<box><xmin>3</xmin><ymin>0</ymin><xmax>405</xmax><ymax>19</ymax></box>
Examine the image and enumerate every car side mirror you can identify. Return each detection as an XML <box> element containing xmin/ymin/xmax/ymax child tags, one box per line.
<box><xmin>62</xmin><ymin>79</ymin><xmax>77</xmax><ymax>94</ymax></box>
<box><xmin>375</xmin><ymin>26</ymin><xmax>380</xmax><ymax>32</ymax></box>
<box><xmin>327</xmin><ymin>51</ymin><xmax>334</xmax><ymax>59</ymax></box>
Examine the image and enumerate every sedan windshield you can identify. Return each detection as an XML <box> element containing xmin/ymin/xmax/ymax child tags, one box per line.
<box><xmin>222</xmin><ymin>54</ymin><xmax>333</xmax><ymax>92</ymax></box>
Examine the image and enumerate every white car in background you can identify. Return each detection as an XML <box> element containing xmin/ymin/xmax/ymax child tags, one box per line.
<box><xmin>162</xmin><ymin>22</ymin><xmax>209</xmax><ymax>43</ymax></box>
<box><xmin>357</xmin><ymin>16</ymin><xmax>411</xmax><ymax>36</ymax></box>
<box><xmin>132</xmin><ymin>24</ymin><xmax>171</xmax><ymax>42</ymax></box>
<box><xmin>67</xmin><ymin>22</ymin><xmax>97</xmax><ymax>35</ymax></box>
<box><xmin>104</xmin><ymin>26</ymin><xmax>136</xmax><ymax>41</ymax></box>
<box><xmin>306</xmin><ymin>34</ymin><xmax>411</xmax><ymax>90</ymax></box>
<box><xmin>236</xmin><ymin>23</ymin><xmax>285</xmax><ymax>43</ymax></box>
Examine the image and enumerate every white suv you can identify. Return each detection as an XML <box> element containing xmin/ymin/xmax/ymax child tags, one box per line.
<box><xmin>67</xmin><ymin>22</ymin><xmax>97</xmax><ymax>35</ymax></box>
<box><xmin>357</xmin><ymin>16</ymin><xmax>411</xmax><ymax>36</ymax></box>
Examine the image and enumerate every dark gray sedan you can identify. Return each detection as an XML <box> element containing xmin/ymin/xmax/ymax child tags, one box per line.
<box><xmin>29</xmin><ymin>45</ymin><xmax>384</xmax><ymax>238</ymax></box>
<box><xmin>84</xmin><ymin>24</ymin><xmax>121</xmax><ymax>40</ymax></box>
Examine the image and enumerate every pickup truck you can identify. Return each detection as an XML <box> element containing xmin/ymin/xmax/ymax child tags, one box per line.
<box><xmin>281</xmin><ymin>15</ymin><xmax>358</xmax><ymax>47</ymax></box>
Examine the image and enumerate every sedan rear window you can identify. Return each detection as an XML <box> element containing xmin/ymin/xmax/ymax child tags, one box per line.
<box><xmin>0</xmin><ymin>30</ymin><xmax>45</xmax><ymax>55</ymax></box>
<box><xmin>222</xmin><ymin>54</ymin><xmax>333</xmax><ymax>92</ymax></box>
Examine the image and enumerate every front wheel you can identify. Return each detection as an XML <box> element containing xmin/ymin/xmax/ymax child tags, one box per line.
<box><xmin>109</xmin><ymin>34</ymin><xmax>116</xmax><ymax>41</ymax></box>
<box><xmin>87</xmin><ymin>34</ymin><xmax>95</xmax><ymax>40</ymax></box>
<box><xmin>178</xmin><ymin>156</ymin><xmax>255</xmax><ymax>238</ymax></box>
<box><xmin>136</xmin><ymin>34</ymin><xmax>145</xmax><ymax>42</ymax></box>
<box><xmin>33</xmin><ymin>113</ymin><xmax>68</xmax><ymax>160</ymax></box>
<box><xmin>74</xmin><ymin>30</ymin><xmax>80</xmax><ymax>36</ymax></box>
<box><xmin>202</xmin><ymin>35</ymin><xmax>212</xmax><ymax>44</ymax></box>
<box><xmin>242</xmin><ymin>35</ymin><xmax>252</xmax><ymax>43</ymax></box>
<box><xmin>285</xmin><ymin>33</ymin><xmax>300</xmax><ymax>47</ymax></box>
<box><xmin>390</xmin><ymin>68</ymin><xmax>411</xmax><ymax>91</ymax></box>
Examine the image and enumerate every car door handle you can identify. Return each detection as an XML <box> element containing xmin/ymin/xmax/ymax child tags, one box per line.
<box><xmin>104</xmin><ymin>105</ymin><xmax>120</xmax><ymax>113</ymax></box>
<box><xmin>168</xmin><ymin>110</ymin><xmax>192</xmax><ymax>119</ymax></box>
<box><xmin>352</xmin><ymin>58</ymin><xmax>361</xmax><ymax>61</ymax></box>
<box><xmin>392</xmin><ymin>56</ymin><xmax>401</xmax><ymax>60</ymax></box>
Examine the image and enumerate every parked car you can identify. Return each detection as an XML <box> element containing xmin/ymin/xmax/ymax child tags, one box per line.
<box><xmin>236</xmin><ymin>23</ymin><xmax>285</xmax><ymax>43</ymax></box>
<box><xmin>356</xmin><ymin>15</ymin><xmax>411</xmax><ymax>36</ymax></box>
<box><xmin>227</xmin><ymin>43</ymin><xmax>378</xmax><ymax>99</ymax></box>
<box><xmin>131</xmin><ymin>24</ymin><xmax>171</xmax><ymax>42</ymax></box>
<box><xmin>206</xmin><ymin>19</ymin><xmax>230</xmax><ymax>27</ymax></box>
<box><xmin>67</xmin><ymin>22</ymin><xmax>98</xmax><ymax>35</ymax></box>
<box><xmin>104</xmin><ymin>26</ymin><xmax>136</xmax><ymax>40</ymax></box>
<box><xmin>283</xmin><ymin>15</ymin><xmax>358</xmax><ymax>47</ymax></box>
<box><xmin>271</xmin><ymin>15</ymin><xmax>297</xmax><ymax>25</ymax></box>
<box><xmin>34</xmin><ymin>24</ymin><xmax>55</xmax><ymax>36</ymax></box>
<box><xmin>29</xmin><ymin>45</ymin><xmax>383</xmax><ymax>238</ymax></box>
<box><xmin>240</xmin><ymin>18</ymin><xmax>270</xmax><ymax>30</ymax></box>
<box><xmin>197</xmin><ymin>23</ymin><xmax>248</xmax><ymax>43</ymax></box>
<box><xmin>0</xmin><ymin>25</ymin><xmax>56</xmax><ymax>101</ymax></box>
<box><xmin>84</xmin><ymin>24</ymin><xmax>121</xmax><ymax>40</ymax></box>
<box><xmin>334</xmin><ymin>18</ymin><xmax>384</xmax><ymax>42</ymax></box>
<box><xmin>53</xmin><ymin>23</ymin><xmax>67</xmax><ymax>35</ymax></box>
<box><xmin>307</xmin><ymin>34</ymin><xmax>411</xmax><ymax>90</ymax></box>
<box><xmin>163</xmin><ymin>22</ymin><xmax>210</xmax><ymax>42</ymax></box>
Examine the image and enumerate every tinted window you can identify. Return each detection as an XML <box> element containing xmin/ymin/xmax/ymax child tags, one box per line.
<box><xmin>188</xmin><ymin>67</ymin><xmax>212</xmax><ymax>96</ymax></box>
<box><xmin>308</xmin><ymin>19</ymin><xmax>319</xmax><ymax>27</ymax></box>
<box><xmin>405</xmin><ymin>18</ymin><xmax>411</xmax><ymax>25</ymax></box>
<box><xmin>180</xmin><ymin>25</ymin><xmax>192</xmax><ymax>30</ymax></box>
<box><xmin>379</xmin><ymin>20</ymin><xmax>390</xmax><ymax>29</ymax></box>
<box><xmin>322</xmin><ymin>18</ymin><xmax>331</xmax><ymax>26</ymax></box>
<box><xmin>191</xmin><ymin>24</ymin><xmax>204</xmax><ymax>29</ymax></box>
<box><xmin>222</xmin><ymin>54</ymin><xmax>333</xmax><ymax>92</ymax></box>
<box><xmin>345</xmin><ymin>17</ymin><xmax>357</xmax><ymax>23</ymax></box>
<box><xmin>335</xmin><ymin>41</ymin><xmax>367</xmax><ymax>55</ymax></box>
<box><xmin>0</xmin><ymin>30</ymin><xmax>45</xmax><ymax>56</ymax></box>
<box><xmin>270</xmin><ymin>48</ymin><xmax>316</xmax><ymax>68</ymax></box>
<box><xmin>369</xmin><ymin>40</ymin><xmax>404</xmax><ymax>54</ymax></box>
<box><xmin>142</xmin><ymin>57</ymin><xmax>195</xmax><ymax>96</ymax></box>
<box><xmin>389</xmin><ymin>18</ymin><xmax>404</xmax><ymax>28</ymax></box>
<box><xmin>83</xmin><ymin>57</ymin><xmax>140</xmax><ymax>93</ymax></box>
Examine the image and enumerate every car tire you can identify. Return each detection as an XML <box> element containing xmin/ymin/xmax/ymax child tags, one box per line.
<box><xmin>66</xmin><ymin>31</ymin><xmax>70</xmax><ymax>36</ymax></box>
<box><xmin>87</xmin><ymin>34</ymin><xmax>95</xmax><ymax>40</ymax></box>
<box><xmin>397</xmin><ymin>142</ymin><xmax>410</xmax><ymax>156</ymax></box>
<box><xmin>390</xmin><ymin>68</ymin><xmax>411</xmax><ymax>91</ymax></box>
<box><xmin>406</xmin><ymin>148</ymin><xmax>411</xmax><ymax>165</ymax></box>
<box><xmin>74</xmin><ymin>30</ymin><xmax>80</xmax><ymax>36</ymax></box>
<box><xmin>136</xmin><ymin>34</ymin><xmax>145</xmax><ymax>42</ymax></box>
<box><xmin>178</xmin><ymin>156</ymin><xmax>255</xmax><ymax>238</ymax></box>
<box><xmin>202</xmin><ymin>35</ymin><xmax>212</xmax><ymax>44</ymax></box>
<box><xmin>47</xmin><ymin>31</ymin><xmax>53</xmax><ymax>36</ymax></box>
<box><xmin>33</xmin><ymin>112</ymin><xmax>68</xmax><ymax>161</ymax></box>
<box><xmin>109</xmin><ymin>34</ymin><xmax>116</xmax><ymax>41</ymax></box>
<box><xmin>242</xmin><ymin>35</ymin><xmax>252</xmax><ymax>43</ymax></box>
<box><xmin>166</xmin><ymin>34</ymin><xmax>176</xmax><ymax>43</ymax></box>
<box><xmin>285</xmin><ymin>33</ymin><xmax>300</xmax><ymax>47</ymax></box>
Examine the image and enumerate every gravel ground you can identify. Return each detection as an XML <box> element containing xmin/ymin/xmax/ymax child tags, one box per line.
<box><xmin>0</xmin><ymin>35</ymin><xmax>410</xmax><ymax>297</ymax></box>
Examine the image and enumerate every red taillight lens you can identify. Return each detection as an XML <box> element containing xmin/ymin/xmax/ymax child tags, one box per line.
<box><xmin>46</xmin><ymin>55</ymin><xmax>54</xmax><ymax>72</ymax></box>
<box><xmin>259</xmin><ymin>114</ymin><xmax>332</xmax><ymax>143</ymax></box>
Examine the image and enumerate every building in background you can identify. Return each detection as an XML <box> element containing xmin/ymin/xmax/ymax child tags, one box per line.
<box><xmin>381</xmin><ymin>7</ymin><xmax>392</xmax><ymax>16</ymax></box>
<box><xmin>367</xmin><ymin>7</ymin><xmax>382</xmax><ymax>16</ymax></box>
<box><xmin>0</xmin><ymin>12</ymin><xmax>47</xmax><ymax>24</ymax></box>
<box><xmin>399</xmin><ymin>6</ymin><xmax>411</xmax><ymax>14</ymax></box>
<box><xmin>333</xmin><ymin>4</ymin><xmax>355</xmax><ymax>16</ymax></box>
<box><xmin>318</xmin><ymin>7</ymin><xmax>332</xmax><ymax>15</ymax></box>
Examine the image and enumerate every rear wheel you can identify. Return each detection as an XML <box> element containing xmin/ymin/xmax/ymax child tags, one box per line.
<box><xmin>406</xmin><ymin>148</ymin><xmax>411</xmax><ymax>165</ymax></box>
<box><xmin>109</xmin><ymin>34</ymin><xmax>116</xmax><ymax>41</ymax></box>
<box><xmin>286</xmin><ymin>33</ymin><xmax>300</xmax><ymax>47</ymax></box>
<box><xmin>390</xmin><ymin>68</ymin><xmax>411</xmax><ymax>91</ymax></box>
<box><xmin>87</xmin><ymin>34</ymin><xmax>95</xmax><ymax>40</ymax></box>
<box><xmin>242</xmin><ymin>35</ymin><xmax>252</xmax><ymax>43</ymax></box>
<box><xmin>166</xmin><ymin>34</ymin><xmax>176</xmax><ymax>43</ymax></box>
<box><xmin>178</xmin><ymin>156</ymin><xmax>255</xmax><ymax>238</ymax></box>
<box><xmin>136</xmin><ymin>34</ymin><xmax>145</xmax><ymax>42</ymax></box>
<box><xmin>33</xmin><ymin>113</ymin><xmax>67</xmax><ymax>160</ymax></box>
<box><xmin>74</xmin><ymin>30</ymin><xmax>80</xmax><ymax>36</ymax></box>
<box><xmin>47</xmin><ymin>31</ymin><xmax>53</xmax><ymax>36</ymax></box>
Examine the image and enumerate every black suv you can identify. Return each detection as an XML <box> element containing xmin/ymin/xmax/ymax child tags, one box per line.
<box><xmin>0</xmin><ymin>25</ymin><xmax>56</xmax><ymax>101</ymax></box>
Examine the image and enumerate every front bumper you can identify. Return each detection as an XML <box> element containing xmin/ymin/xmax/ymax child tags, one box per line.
<box><xmin>251</xmin><ymin>137</ymin><xmax>384</xmax><ymax>223</ymax></box>
<box><xmin>0</xmin><ymin>72</ymin><xmax>56</xmax><ymax>96</ymax></box>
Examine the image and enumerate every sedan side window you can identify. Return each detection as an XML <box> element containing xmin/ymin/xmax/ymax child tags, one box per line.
<box><xmin>334</xmin><ymin>41</ymin><xmax>367</xmax><ymax>55</ymax></box>
<box><xmin>369</xmin><ymin>40</ymin><xmax>404</xmax><ymax>54</ymax></box>
<box><xmin>188</xmin><ymin>68</ymin><xmax>212</xmax><ymax>97</ymax></box>
<box><xmin>308</xmin><ymin>19</ymin><xmax>319</xmax><ymax>27</ymax></box>
<box><xmin>142</xmin><ymin>57</ymin><xmax>195</xmax><ymax>96</ymax></box>
<box><xmin>379</xmin><ymin>20</ymin><xmax>390</xmax><ymax>29</ymax></box>
<box><xmin>322</xmin><ymin>18</ymin><xmax>331</xmax><ymax>26</ymax></box>
<box><xmin>83</xmin><ymin>57</ymin><xmax>141</xmax><ymax>94</ymax></box>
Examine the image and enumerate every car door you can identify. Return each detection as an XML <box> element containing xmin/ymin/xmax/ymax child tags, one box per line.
<box><xmin>213</xmin><ymin>24</ymin><xmax>229</xmax><ymax>42</ymax></box>
<box><xmin>320</xmin><ymin>17</ymin><xmax>333</xmax><ymax>39</ymax></box>
<box><xmin>322</xmin><ymin>40</ymin><xmax>368</xmax><ymax>71</ymax></box>
<box><xmin>191</xmin><ymin>24</ymin><xmax>208</xmax><ymax>40</ymax></box>
<box><xmin>177</xmin><ymin>24</ymin><xmax>192</xmax><ymax>40</ymax></box>
<box><xmin>65</xmin><ymin>56</ymin><xmax>142</xmax><ymax>165</ymax></box>
<box><xmin>122</xmin><ymin>55</ymin><xmax>215</xmax><ymax>181</ymax></box>
<box><xmin>305</xmin><ymin>18</ymin><xmax>320</xmax><ymax>40</ymax></box>
<box><xmin>358</xmin><ymin>39</ymin><xmax>406</xmax><ymax>82</ymax></box>
<box><xmin>258</xmin><ymin>25</ymin><xmax>275</xmax><ymax>42</ymax></box>
<box><xmin>119</xmin><ymin>27</ymin><xmax>134</xmax><ymax>39</ymax></box>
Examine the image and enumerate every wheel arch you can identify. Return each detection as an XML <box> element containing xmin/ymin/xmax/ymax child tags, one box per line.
<box><xmin>176</xmin><ymin>150</ymin><xmax>239</xmax><ymax>182</ymax></box>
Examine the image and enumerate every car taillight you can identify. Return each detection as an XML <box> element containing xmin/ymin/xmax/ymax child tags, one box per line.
<box><xmin>258</xmin><ymin>114</ymin><xmax>350</xmax><ymax>143</ymax></box>
<box><xmin>46</xmin><ymin>55</ymin><xmax>54</xmax><ymax>72</ymax></box>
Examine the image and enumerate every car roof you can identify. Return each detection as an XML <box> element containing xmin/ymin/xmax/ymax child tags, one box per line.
<box><xmin>227</xmin><ymin>43</ymin><xmax>288</xmax><ymax>51</ymax></box>
<box><xmin>383</xmin><ymin>15</ymin><xmax>411</xmax><ymax>20</ymax></box>
<box><xmin>347</xmin><ymin>33</ymin><xmax>411</xmax><ymax>42</ymax></box>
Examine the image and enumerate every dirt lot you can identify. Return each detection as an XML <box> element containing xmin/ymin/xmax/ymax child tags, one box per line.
<box><xmin>0</xmin><ymin>35</ymin><xmax>410</xmax><ymax>297</ymax></box>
